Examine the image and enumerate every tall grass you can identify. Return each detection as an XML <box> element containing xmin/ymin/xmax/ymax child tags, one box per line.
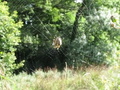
<box><xmin>0</xmin><ymin>65</ymin><xmax>120</xmax><ymax>90</ymax></box>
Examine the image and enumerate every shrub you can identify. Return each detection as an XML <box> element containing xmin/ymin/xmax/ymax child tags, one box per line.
<box><xmin>0</xmin><ymin>1</ymin><xmax>24</xmax><ymax>75</ymax></box>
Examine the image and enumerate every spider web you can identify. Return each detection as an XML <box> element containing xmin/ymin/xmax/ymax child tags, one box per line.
<box><xmin>7</xmin><ymin>0</ymin><xmax>120</xmax><ymax>73</ymax></box>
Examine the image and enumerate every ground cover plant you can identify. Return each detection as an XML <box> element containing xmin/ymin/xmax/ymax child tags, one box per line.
<box><xmin>0</xmin><ymin>65</ymin><xmax>120</xmax><ymax>90</ymax></box>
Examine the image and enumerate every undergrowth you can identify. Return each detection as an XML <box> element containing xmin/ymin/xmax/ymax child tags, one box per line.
<box><xmin>0</xmin><ymin>65</ymin><xmax>120</xmax><ymax>90</ymax></box>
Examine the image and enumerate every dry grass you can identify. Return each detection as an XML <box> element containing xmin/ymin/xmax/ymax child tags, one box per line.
<box><xmin>0</xmin><ymin>65</ymin><xmax>120</xmax><ymax>90</ymax></box>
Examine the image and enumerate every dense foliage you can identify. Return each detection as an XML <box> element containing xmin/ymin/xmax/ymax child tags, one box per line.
<box><xmin>67</xmin><ymin>0</ymin><xmax>120</xmax><ymax>67</ymax></box>
<box><xmin>7</xmin><ymin>0</ymin><xmax>78</xmax><ymax>73</ymax></box>
<box><xmin>0</xmin><ymin>1</ymin><xmax>23</xmax><ymax>75</ymax></box>
<box><xmin>0</xmin><ymin>0</ymin><xmax>120</xmax><ymax>74</ymax></box>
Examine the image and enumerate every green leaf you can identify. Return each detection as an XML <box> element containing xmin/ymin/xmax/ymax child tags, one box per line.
<box><xmin>111</xmin><ymin>16</ymin><xmax>117</xmax><ymax>23</ymax></box>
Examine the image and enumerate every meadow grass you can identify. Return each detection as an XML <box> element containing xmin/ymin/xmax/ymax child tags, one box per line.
<box><xmin>0</xmin><ymin>65</ymin><xmax>120</xmax><ymax>90</ymax></box>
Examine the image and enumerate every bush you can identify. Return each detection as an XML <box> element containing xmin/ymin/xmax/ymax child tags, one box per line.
<box><xmin>0</xmin><ymin>1</ymin><xmax>24</xmax><ymax>75</ymax></box>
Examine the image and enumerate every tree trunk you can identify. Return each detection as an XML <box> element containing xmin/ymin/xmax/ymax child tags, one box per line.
<box><xmin>70</xmin><ymin>1</ymin><xmax>86</xmax><ymax>42</ymax></box>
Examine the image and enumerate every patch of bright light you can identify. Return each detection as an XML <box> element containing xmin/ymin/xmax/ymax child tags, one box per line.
<box><xmin>74</xmin><ymin>0</ymin><xmax>83</xmax><ymax>3</ymax></box>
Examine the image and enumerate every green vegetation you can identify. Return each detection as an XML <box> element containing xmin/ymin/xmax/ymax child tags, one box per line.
<box><xmin>0</xmin><ymin>1</ymin><xmax>24</xmax><ymax>75</ymax></box>
<box><xmin>5</xmin><ymin>0</ymin><xmax>120</xmax><ymax>72</ymax></box>
<box><xmin>0</xmin><ymin>66</ymin><xmax>120</xmax><ymax>90</ymax></box>
<box><xmin>0</xmin><ymin>0</ymin><xmax>120</xmax><ymax>89</ymax></box>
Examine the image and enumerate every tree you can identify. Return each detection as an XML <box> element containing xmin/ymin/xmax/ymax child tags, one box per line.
<box><xmin>7</xmin><ymin>0</ymin><xmax>78</xmax><ymax>72</ymax></box>
<box><xmin>6</xmin><ymin>0</ymin><xmax>120</xmax><ymax>72</ymax></box>
<box><xmin>67</xmin><ymin>0</ymin><xmax>120</xmax><ymax>67</ymax></box>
